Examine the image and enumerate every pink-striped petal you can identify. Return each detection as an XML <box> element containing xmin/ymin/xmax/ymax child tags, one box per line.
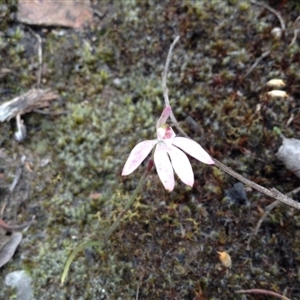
<box><xmin>168</xmin><ymin>146</ymin><xmax>194</xmax><ymax>187</ymax></box>
<box><xmin>172</xmin><ymin>137</ymin><xmax>214</xmax><ymax>164</ymax></box>
<box><xmin>122</xmin><ymin>140</ymin><xmax>157</xmax><ymax>175</ymax></box>
<box><xmin>156</xmin><ymin>106</ymin><xmax>172</xmax><ymax>128</ymax></box>
<box><xmin>154</xmin><ymin>142</ymin><xmax>174</xmax><ymax>191</ymax></box>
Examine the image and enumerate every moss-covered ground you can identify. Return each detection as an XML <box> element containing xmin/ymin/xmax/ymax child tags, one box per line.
<box><xmin>1</xmin><ymin>0</ymin><xmax>300</xmax><ymax>299</ymax></box>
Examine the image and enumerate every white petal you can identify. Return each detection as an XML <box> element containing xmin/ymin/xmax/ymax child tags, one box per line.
<box><xmin>154</xmin><ymin>142</ymin><xmax>174</xmax><ymax>191</ymax></box>
<box><xmin>157</xmin><ymin>127</ymin><xmax>165</xmax><ymax>140</ymax></box>
<box><xmin>172</xmin><ymin>137</ymin><xmax>214</xmax><ymax>164</ymax></box>
<box><xmin>168</xmin><ymin>146</ymin><xmax>194</xmax><ymax>187</ymax></box>
<box><xmin>156</xmin><ymin>106</ymin><xmax>172</xmax><ymax>128</ymax></box>
<box><xmin>122</xmin><ymin>140</ymin><xmax>157</xmax><ymax>175</ymax></box>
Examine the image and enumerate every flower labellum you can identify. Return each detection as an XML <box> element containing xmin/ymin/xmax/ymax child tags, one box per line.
<box><xmin>122</xmin><ymin>106</ymin><xmax>214</xmax><ymax>191</ymax></box>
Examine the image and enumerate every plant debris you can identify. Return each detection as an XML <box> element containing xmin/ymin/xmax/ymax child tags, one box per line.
<box><xmin>0</xmin><ymin>229</ymin><xmax>22</xmax><ymax>268</ymax></box>
<box><xmin>0</xmin><ymin>89</ymin><xmax>59</xmax><ymax>122</ymax></box>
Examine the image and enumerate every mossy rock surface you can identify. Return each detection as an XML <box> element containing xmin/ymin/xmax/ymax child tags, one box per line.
<box><xmin>0</xmin><ymin>1</ymin><xmax>300</xmax><ymax>299</ymax></box>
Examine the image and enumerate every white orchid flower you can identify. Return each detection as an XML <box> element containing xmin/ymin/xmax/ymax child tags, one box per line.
<box><xmin>122</xmin><ymin>106</ymin><xmax>214</xmax><ymax>191</ymax></box>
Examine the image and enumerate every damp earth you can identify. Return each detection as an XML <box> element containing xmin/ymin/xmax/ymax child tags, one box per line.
<box><xmin>0</xmin><ymin>1</ymin><xmax>300</xmax><ymax>299</ymax></box>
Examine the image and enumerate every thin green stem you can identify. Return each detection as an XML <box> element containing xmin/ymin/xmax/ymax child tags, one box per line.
<box><xmin>61</xmin><ymin>240</ymin><xmax>102</xmax><ymax>286</ymax></box>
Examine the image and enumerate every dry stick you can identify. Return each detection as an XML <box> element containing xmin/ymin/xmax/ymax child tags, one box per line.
<box><xmin>247</xmin><ymin>186</ymin><xmax>300</xmax><ymax>250</ymax></box>
<box><xmin>289</xmin><ymin>15</ymin><xmax>300</xmax><ymax>47</ymax></box>
<box><xmin>32</xmin><ymin>108</ymin><xmax>69</xmax><ymax>115</ymax></box>
<box><xmin>235</xmin><ymin>288</ymin><xmax>291</xmax><ymax>300</ymax></box>
<box><xmin>28</xmin><ymin>27</ymin><xmax>43</xmax><ymax>87</ymax></box>
<box><xmin>162</xmin><ymin>36</ymin><xmax>300</xmax><ymax>211</ymax></box>
<box><xmin>250</xmin><ymin>0</ymin><xmax>286</xmax><ymax>31</ymax></box>
<box><xmin>244</xmin><ymin>50</ymin><xmax>270</xmax><ymax>78</ymax></box>
<box><xmin>0</xmin><ymin>156</ymin><xmax>26</xmax><ymax>217</ymax></box>
<box><xmin>214</xmin><ymin>159</ymin><xmax>300</xmax><ymax>209</ymax></box>
<box><xmin>0</xmin><ymin>156</ymin><xmax>36</xmax><ymax>231</ymax></box>
<box><xmin>0</xmin><ymin>216</ymin><xmax>36</xmax><ymax>231</ymax></box>
<box><xmin>246</xmin><ymin>2</ymin><xmax>285</xmax><ymax>77</ymax></box>
<box><xmin>135</xmin><ymin>281</ymin><xmax>140</xmax><ymax>300</ymax></box>
<box><xmin>9</xmin><ymin>164</ymin><xmax>24</xmax><ymax>193</ymax></box>
<box><xmin>254</xmin><ymin>186</ymin><xmax>300</xmax><ymax>235</ymax></box>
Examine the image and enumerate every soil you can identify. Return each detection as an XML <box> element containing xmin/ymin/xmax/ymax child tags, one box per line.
<box><xmin>0</xmin><ymin>1</ymin><xmax>300</xmax><ymax>299</ymax></box>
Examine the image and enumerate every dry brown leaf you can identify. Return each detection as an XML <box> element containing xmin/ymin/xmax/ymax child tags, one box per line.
<box><xmin>0</xmin><ymin>231</ymin><xmax>23</xmax><ymax>268</ymax></box>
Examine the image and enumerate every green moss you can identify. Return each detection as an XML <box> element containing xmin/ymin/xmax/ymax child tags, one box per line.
<box><xmin>0</xmin><ymin>0</ymin><xmax>300</xmax><ymax>299</ymax></box>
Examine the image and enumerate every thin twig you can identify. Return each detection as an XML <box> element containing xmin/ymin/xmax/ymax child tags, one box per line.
<box><xmin>0</xmin><ymin>156</ymin><xmax>26</xmax><ymax>217</ymax></box>
<box><xmin>0</xmin><ymin>88</ymin><xmax>59</xmax><ymax>122</ymax></box>
<box><xmin>235</xmin><ymin>288</ymin><xmax>291</xmax><ymax>300</ymax></box>
<box><xmin>0</xmin><ymin>215</ymin><xmax>36</xmax><ymax>231</ymax></box>
<box><xmin>244</xmin><ymin>50</ymin><xmax>270</xmax><ymax>78</ymax></box>
<box><xmin>33</xmin><ymin>108</ymin><xmax>69</xmax><ymax>115</ymax></box>
<box><xmin>28</xmin><ymin>27</ymin><xmax>43</xmax><ymax>87</ymax></box>
<box><xmin>9</xmin><ymin>165</ymin><xmax>23</xmax><ymax>193</ymax></box>
<box><xmin>253</xmin><ymin>201</ymin><xmax>279</xmax><ymax>232</ymax></box>
<box><xmin>1</xmin><ymin>156</ymin><xmax>26</xmax><ymax>215</ymax></box>
<box><xmin>9</xmin><ymin>155</ymin><xmax>26</xmax><ymax>193</ymax></box>
<box><xmin>247</xmin><ymin>186</ymin><xmax>300</xmax><ymax>250</ymax></box>
<box><xmin>135</xmin><ymin>281</ymin><xmax>140</xmax><ymax>300</ymax></box>
<box><xmin>250</xmin><ymin>0</ymin><xmax>286</xmax><ymax>31</ymax></box>
<box><xmin>93</xmin><ymin>8</ymin><xmax>108</xmax><ymax>19</ymax></box>
<box><xmin>289</xmin><ymin>29</ymin><xmax>299</xmax><ymax>47</ymax></box>
<box><xmin>289</xmin><ymin>16</ymin><xmax>300</xmax><ymax>47</ymax></box>
<box><xmin>213</xmin><ymin>159</ymin><xmax>300</xmax><ymax>209</ymax></box>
